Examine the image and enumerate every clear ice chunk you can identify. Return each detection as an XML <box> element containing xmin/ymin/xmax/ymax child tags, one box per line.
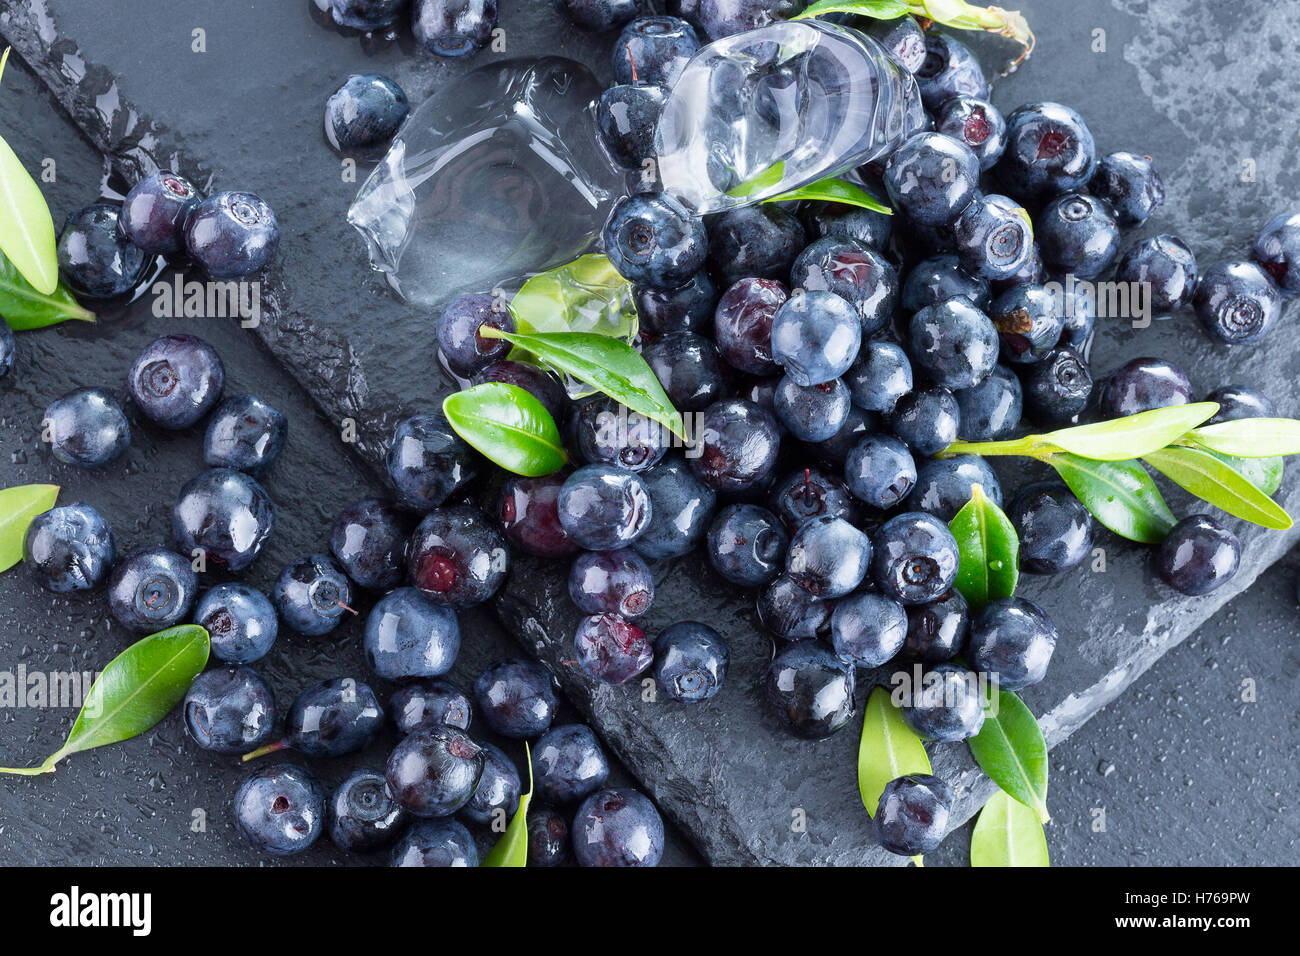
<box><xmin>655</xmin><ymin>20</ymin><xmax>927</xmax><ymax>214</ymax></box>
<box><xmin>348</xmin><ymin>58</ymin><xmax>622</xmax><ymax>309</ymax></box>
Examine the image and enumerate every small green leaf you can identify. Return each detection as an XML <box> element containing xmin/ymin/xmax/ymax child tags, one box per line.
<box><xmin>794</xmin><ymin>0</ymin><xmax>911</xmax><ymax>20</ymax></box>
<box><xmin>970</xmin><ymin>791</ymin><xmax>1050</xmax><ymax>867</ymax></box>
<box><xmin>508</xmin><ymin>254</ymin><xmax>637</xmax><ymax>341</ymax></box>
<box><xmin>1</xmin><ymin>252</ymin><xmax>95</xmax><ymax>329</ymax></box>
<box><xmin>968</xmin><ymin>688</ymin><xmax>1049</xmax><ymax>823</ymax></box>
<box><xmin>443</xmin><ymin>383</ymin><xmax>567</xmax><ymax>478</ymax></box>
<box><xmin>763</xmin><ymin>177</ymin><xmax>893</xmax><ymax>214</ymax></box>
<box><xmin>482</xmin><ymin>328</ymin><xmax>686</xmax><ymax>441</ymax></box>
<box><xmin>0</xmin><ymin>625</ymin><xmax>210</xmax><ymax>775</ymax></box>
<box><xmin>1046</xmin><ymin>453</ymin><xmax>1175</xmax><ymax>544</ymax></box>
<box><xmin>482</xmin><ymin>743</ymin><xmax>532</xmax><ymax>867</ymax></box>
<box><xmin>1043</xmin><ymin>403</ymin><xmax>1219</xmax><ymax>461</ymax></box>
<box><xmin>1186</xmin><ymin>417</ymin><xmax>1300</xmax><ymax>458</ymax></box>
<box><xmin>0</xmin><ymin>46</ymin><xmax>10</xmax><ymax>87</ymax></box>
<box><xmin>0</xmin><ymin>483</ymin><xmax>59</xmax><ymax>572</ymax></box>
<box><xmin>1205</xmin><ymin>450</ymin><xmax>1283</xmax><ymax>496</ymax></box>
<box><xmin>725</xmin><ymin>162</ymin><xmax>788</xmax><ymax>200</ymax></box>
<box><xmin>0</xmin><ymin>131</ymin><xmax>59</xmax><ymax>296</ymax></box>
<box><xmin>948</xmin><ymin>482</ymin><xmax>1018</xmax><ymax>610</ymax></box>
<box><xmin>858</xmin><ymin>686</ymin><xmax>932</xmax><ymax>819</ymax></box>
<box><xmin>1142</xmin><ymin>445</ymin><xmax>1293</xmax><ymax>531</ymax></box>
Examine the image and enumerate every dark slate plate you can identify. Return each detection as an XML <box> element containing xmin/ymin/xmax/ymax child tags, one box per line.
<box><xmin>4</xmin><ymin>0</ymin><xmax>1299</xmax><ymax>865</ymax></box>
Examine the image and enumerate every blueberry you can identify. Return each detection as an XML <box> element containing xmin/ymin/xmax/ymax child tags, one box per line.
<box><xmin>185</xmin><ymin>191</ymin><xmax>279</xmax><ymax>279</ymax></box>
<box><xmin>908</xmin><ymin>297</ymin><xmax>999</xmax><ymax>391</ymax></box>
<box><xmin>907</xmin><ymin>454</ymin><xmax>1001</xmax><ymax>522</ymax></box>
<box><xmin>108</xmin><ymin>548</ymin><xmax>197</xmax><ymax>632</ymax></box>
<box><xmin>390</xmin><ymin>678</ymin><xmax>473</xmax><ymax>736</ymax></box>
<box><xmin>935</xmin><ymin>96</ymin><xmax>1006</xmax><ymax>170</ymax></box>
<box><xmin>386</xmin><ymin>413</ymin><xmax>477</xmax><ymax>513</ymax></box>
<box><xmin>276</xmin><ymin>678</ymin><xmax>385</xmax><ymax>758</ymax></box>
<box><xmin>1090</xmin><ymin>151</ymin><xmax>1164</xmax><ymax>225</ymax></box>
<box><xmin>874</xmin><ymin>773</ymin><xmax>953</xmax><ymax>856</ymax></box>
<box><xmin>387</xmin><ymin>726</ymin><xmax>485</xmax><ymax>817</ymax></box>
<box><xmin>603</xmin><ymin>194</ymin><xmax>707</xmax><ymax>290</ymax></box>
<box><xmin>460</xmin><ymin>742</ymin><xmax>521</xmax><ymax>826</ymax></box>
<box><xmin>801</xmin><ymin>182</ymin><xmax>893</xmax><ymax>251</ymax></box>
<box><xmin>1010</xmin><ymin>482</ymin><xmax>1093</xmax><ymax>574</ymax></box>
<box><xmin>861</xmin><ymin>13</ymin><xmax>926</xmax><ymax>72</ymax></box>
<box><xmin>364</xmin><ymin>587</ymin><xmax>461</xmax><ymax>680</ymax></box>
<box><xmin>568</xmin><ymin>548</ymin><xmax>652</xmax><ymax>619</ymax></box>
<box><xmin>883</xmin><ymin>132</ymin><xmax>981</xmax><ymax>226</ymax></box>
<box><xmin>652</xmin><ymin>621</ymin><xmax>728</xmax><ymax>702</ymax></box>
<box><xmin>898</xmin><ymin>661</ymin><xmax>985</xmax><ymax>741</ymax></box>
<box><xmin>689</xmin><ymin>399</ymin><xmax>782</xmax><ymax>492</ymax></box>
<box><xmin>234</xmin><ymin>764</ymin><xmax>325</xmax><ymax>856</ymax></box>
<box><xmin>472</xmin><ymin>360</ymin><xmax>568</xmax><ymax>421</ymax></box>
<box><xmin>996</xmin><ymin>242</ymin><xmax>1045</xmax><ymax>291</ymax></box>
<box><xmin>914</xmin><ymin>32</ymin><xmax>987</xmax><ymax>109</ymax></box>
<box><xmin>571</xmin><ymin>395</ymin><xmax>669</xmax><ymax>471</ymax></box>
<box><xmin>57</xmin><ymin>204</ymin><xmax>149</xmax><ymax>300</ymax></box>
<box><xmin>785</xmin><ymin>515</ymin><xmax>871</xmax><ymax>599</ymax></box>
<box><xmin>713</xmin><ymin>277</ymin><xmax>788</xmax><ymax>374</ymax></box>
<box><xmin>127</xmin><ymin>334</ymin><xmax>225</xmax><ymax>430</ymax></box>
<box><xmin>996</xmin><ymin>102</ymin><xmax>1096</xmax><ymax>203</ymax></box>
<box><xmin>1101</xmin><ymin>356</ymin><xmax>1192</xmax><ymax>418</ymax></box>
<box><xmin>756</xmin><ymin>574</ymin><xmax>831</xmax><ymax>639</ymax></box>
<box><xmin>328</xmin><ymin>770</ymin><xmax>407</xmax><ymax>853</ymax></box>
<box><xmin>967</xmin><ymin>597</ymin><xmax>1057</xmax><ymax>689</ymax></box>
<box><xmin>790</xmin><ymin>237</ymin><xmax>898</xmax><ymax>336</ymax></box>
<box><xmin>497</xmin><ymin>470</ymin><xmax>581</xmax><ymax>558</ymax></box>
<box><xmin>391</xmin><ymin>819</ymin><xmax>479</xmax><ymax>866</ymax></box>
<box><xmin>670</xmin><ymin>0</ymin><xmax>802</xmax><ymax>41</ymax></box>
<box><xmin>769</xmin><ymin>466</ymin><xmax>860</xmax><ymax>533</ymax></box>
<box><xmin>990</xmin><ymin>284</ymin><xmax>1064</xmax><ymax>364</ymax></box>
<box><xmin>202</xmin><ymin>394</ymin><xmax>286</xmax><ymax>476</ymax></box>
<box><xmin>1193</xmin><ymin>260</ymin><xmax>1282</xmax><ymax>345</ymax></box>
<box><xmin>43</xmin><ymin>387</ymin><xmax>130</xmax><ymax>468</ymax></box>
<box><xmin>324</xmin><ymin>73</ymin><xmax>409</xmax><ymax>152</ymax></box>
<box><xmin>614</xmin><ymin>16</ymin><xmax>700</xmax><ymax>87</ymax></box>
<box><xmin>772</xmin><ymin>375</ymin><xmax>850</xmax><ymax>443</ymax></box>
<box><xmin>436</xmin><ymin>293</ymin><xmax>514</xmax><ymax>377</ymax></box>
<box><xmin>1252</xmin><ymin>209</ymin><xmax>1300</xmax><ymax>295</ymax></box>
<box><xmin>1037</xmin><ymin>193</ymin><xmax>1120</xmax><ymax>280</ymax></box>
<box><xmin>770</xmin><ymin>290</ymin><xmax>861</xmax><ymax>386</ymax></box>
<box><xmin>535</xmin><ymin>723</ymin><xmax>611</xmax><ymax>804</ymax></box>
<box><xmin>573</xmin><ymin>787</ymin><xmax>663</xmax><ymax>867</ymax></box>
<box><xmin>844</xmin><ymin>435</ymin><xmax>916</xmax><ymax>511</ymax></box>
<box><xmin>707</xmin><ymin>503</ymin><xmax>787</xmax><ymax>586</ymax></box>
<box><xmin>24</xmin><ymin>504</ymin><xmax>115</xmax><ymax>593</ymax></box>
<box><xmin>474</xmin><ymin>659</ymin><xmax>557</xmax><ymax>738</ymax></box>
<box><xmin>597</xmin><ymin>84</ymin><xmax>666</xmax><ymax>170</ymax></box>
<box><xmin>1022</xmin><ymin>346</ymin><xmax>1093</xmax><ymax>425</ymax></box>
<box><xmin>330</xmin><ymin>498</ymin><xmax>412</xmax><ymax>591</ymax></box>
<box><xmin>173</xmin><ymin>468</ymin><xmax>275</xmax><ymax>572</ymax></box>
<box><xmin>831</xmin><ymin>591</ymin><xmax>907</xmax><ymax>667</ymax></box>
<box><xmin>183</xmin><ymin>666</ymin><xmax>277</xmax><ymax>754</ymax></box>
<box><xmin>952</xmin><ymin>194</ymin><xmax>1034</xmax><ymax>282</ymax></box>
<box><xmin>901</xmin><ymin>254</ymin><xmax>992</xmax><ymax>313</ymax></box>
<box><xmin>196</xmin><ymin>583</ymin><xmax>278</xmax><ymax>664</ymax></box>
<box><xmin>574</xmin><ymin>613</ymin><xmax>654</xmax><ymax>684</ymax></box>
<box><xmin>636</xmin><ymin>271</ymin><xmax>717</xmax><ymax>335</ymax></box>
<box><xmin>329</xmin><ymin>0</ymin><xmax>405</xmax><ymax>29</ymax></box>
<box><xmin>412</xmin><ymin>0</ymin><xmax>498</xmax><ymax>55</ymax></box>
<box><xmin>634</xmin><ymin>454</ymin><xmax>717</xmax><ymax>559</ymax></box>
<box><xmin>845</xmin><ymin>340</ymin><xmax>913</xmax><ymax>414</ymax></box>
<box><xmin>901</xmin><ymin>589</ymin><xmax>969</xmax><ymax>663</ymax></box>
<box><xmin>1116</xmin><ymin>235</ymin><xmax>1198</xmax><ymax>313</ymax></box>
<box><xmin>1155</xmin><ymin>514</ymin><xmax>1240</xmax><ymax>596</ymax></box>
<box><xmin>527</xmin><ymin>804</ymin><xmax>572</xmax><ymax>866</ymax></box>
<box><xmin>706</xmin><ymin>205</ymin><xmax>805</xmax><ymax>288</ymax></box>
<box><xmin>560</xmin><ymin>0</ymin><xmax>639</xmax><ymax>32</ymax></box>
<box><xmin>888</xmin><ymin>387</ymin><xmax>960</xmax><ymax>457</ymax></box>
<box><xmin>0</xmin><ymin>324</ymin><xmax>13</xmax><ymax>380</ymax></box>
<box><xmin>765</xmin><ymin>640</ymin><xmax>856</xmax><ymax>739</ymax></box>
<box><xmin>954</xmin><ymin>363</ymin><xmax>1022</xmax><ymax>440</ymax></box>
<box><xmin>407</xmin><ymin>505</ymin><xmax>508</xmax><ymax>607</ymax></box>
<box><xmin>1204</xmin><ymin>385</ymin><xmax>1275</xmax><ymax>424</ymax></box>
<box><xmin>871</xmin><ymin>512</ymin><xmax>960</xmax><ymax>605</ymax></box>
<box><xmin>272</xmin><ymin>553</ymin><xmax>353</xmax><ymax>636</ymax></box>
<box><xmin>557</xmin><ymin>465</ymin><xmax>654</xmax><ymax>550</ymax></box>
<box><xmin>120</xmin><ymin>171</ymin><xmax>203</xmax><ymax>255</ymax></box>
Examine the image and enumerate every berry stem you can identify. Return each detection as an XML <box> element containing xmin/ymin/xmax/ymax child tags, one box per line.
<box><xmin>241</xmin><ymin>739</ymin><xmax>287</xmax><ymax>763</ymax></box>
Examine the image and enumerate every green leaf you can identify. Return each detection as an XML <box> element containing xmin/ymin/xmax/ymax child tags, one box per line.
<box><xmin>1</xmin><ymin>252</ymin><xmax>95</xmax><ymax>329</ymax></box>
<box><xmin>763</xmin><ymin>177</ymin><xmax>893</xmax><ymax>214</ymax></box>
<box><xmin>1142</xmin><ymin>445</ymin><xmax>1292</xmax><ymax>531</ymax></box>
<box><xmin>0</xmin><ymin>624</ymin><xmax>210</xmax><ymax>775</ymax></box>
<box><xmin>0</xmin><ymin>125</ymin><xmax>59</xmax><ymax>296</ymax></box>
<box><xmin>970</xmin><ymin>791</ymin><xmax>1050</xmax><ymax>867</ymax></box>
<box><xmin>1046</xmin><ymin>453</ymin><xmax>1175</xmax><ymax>544</ymax></box>
<box><xmin>508</xmin><ymin>254</ymin><xmax>637</xmax><ymax>342</ymax></box>
<box><xmin>948</xmin><ymin>482</ymin><xmax>1018</xmax><ymax>610</ymax></box>
<box><xmin>1043</xmin><ymin>403</ymin><xmax>1219</xmax><ymax>461</ymax></box>
<box><xmin>725</xmin><ymin>162</ymin><xmax>788</xmax><ymax>200</ymax></box>
<box><xmin>482</xmin><ymin>328</ymin><xmax>686</xmax><ymax>441</ymax></box>
<box><xmin>794</xmin><ymin>0</ymin><xmax>911</xmax><ymax>20</ymax></box>
<box><xmin>1205</xmin><ymin>450</ymin><xmax>1283</xmax><ymax>496</ymax></box>
<box><xmin>443</xmin><ymin>383</ymin><xmax>567</xmax><ymax>478</ymax></box>
<box><xmin>0</xmin><ymin>483</ymin><xmax>59</xmax><ymax>572</ymax></box>
<box><xmin>1186</xmin><ymin>417</ymin><xmax>1300</xmax><ymax>458</ymax></box>
<box><xmin>0</xmin><ymin>46</ymin><xmax>9</xmax><ymax>87</ymax></box>
<box><xmin>482</xmin><ymin>743</ymin><xmax>532</xmax><ymax>867</ymax></box>
<box><xmin>858</xmin><ymin>686</ymin><xmax>932</xmax><ymax>819</ymax></box>
<box><xmin>968</xmin><ymin>688</ymin><xmax>1049</xmax><ymax>823</ymax></box>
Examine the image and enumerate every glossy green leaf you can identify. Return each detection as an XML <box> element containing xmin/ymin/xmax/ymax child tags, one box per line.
<box><xmin>1143</xmin><ymin>445</ymin><xmax>1292</xmax><ymax>530</ymax></box>
<box><xmin>725</xmin><ymin>162</ymin><xmax>788</xmax><ymax>200</ymax></box>
<box><xmin>482</xmin><ymin>328</ymin><xmax>686</xmax><ymax>440</ymax></box>
<box><xmin>968</xmin><ymin>688</ymin><xmax>1049</xmax><ymax>823</ymax></box>
<box><xmin>0</xmin><ymin>625</ymin><xmax>210</xmax><ymax>775</ymax></box>
<box><xmin>1046</xmin><ymin>453</ymin><xmax>1175</xmax><ymax>544</ymax></box>
<box><xmin>763</xmin><ymin>177</ymin><xmax>893</xmax><ymax>214</ymax></box>
<box><xmin>482</xmin><ymin>743</ymin><xmax>532</xmax><ymax>867</ymax></box>
<box><xmin>858</xmin><ymin>686</ymin><xmax>932</xmax><ymax>819</ymax></box>
<box><xmin>970</xmin><ymin>791</ymin><xmax>1050</xmax><ymax>867</ymax></box>
<box><xmin>1205</xmin><ymin>450</ymin><xmax>1283</xmax><ymax>496</ymax></box>
<box><xmin>1</xmin><ymin>252</ymin><xmax>95</xmax><ymax>329</ymax></box>
<box><xmin>0</xmin><ymin>100</ymin><xmax>59</xmax><ymax>296</ymax></box>
<box><xmin>949</xmin><ymin>482</ymin><xmax>1018</xmax><ymax>610</ymax></box>
<box><xmin>1044</xmin><ymin>403</ymin><xmax>1218</xmax><ymax>461</ymax></box>
<box><xmin>1186</xmin><ymin>417</ymin><xmax>1300</xmax><ymax>458</ymax></box>
<box><xmin>795</xmin><ymin>0</ymin><xmax>911</xmax><ymax>20</ymax></box>
<box><xmin>0</xmin><ymin>46</ymin><xmax>9</xmax><ymax>87</ymax></box>
<box><xmin>0</xmin><ymin>483</ymin><xmax>58</xmax><ymax>573</ymax></box>
<box><xmin>508</xmin><ymin>254</ymin><xmax>637</xmax><ymax>342</ymax></box>
<box><xmin>443</xmin><ymin>383</ymin><xmax>567</xmax><ymax>477</ymax></box>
